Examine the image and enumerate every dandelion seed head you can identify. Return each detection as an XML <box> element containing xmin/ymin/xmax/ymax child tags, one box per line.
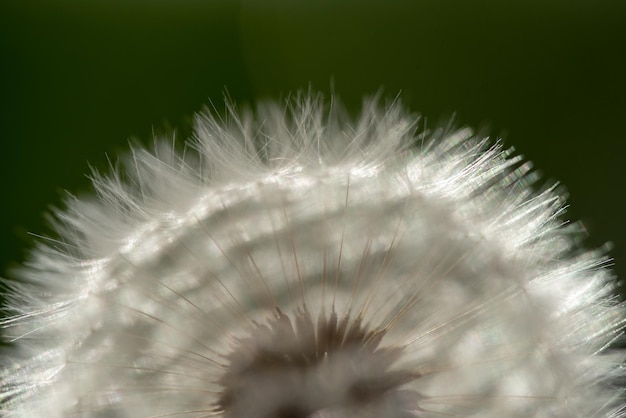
<box><xmin>1</xmin><ymin>93</ymin><xmax>624</xmax><ymax>417</ymax></box>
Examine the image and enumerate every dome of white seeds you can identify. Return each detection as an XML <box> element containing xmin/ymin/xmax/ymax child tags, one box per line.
<box><xmin>1</xmin><ymin>94</ymin><xmax>624</xmax><ymax>417</ymax></box>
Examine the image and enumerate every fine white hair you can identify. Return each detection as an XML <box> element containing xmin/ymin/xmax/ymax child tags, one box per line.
<box><xmin>1</xmin><ymin>93</ymin><xmax>624</xmax><ymax>417</ymax></box>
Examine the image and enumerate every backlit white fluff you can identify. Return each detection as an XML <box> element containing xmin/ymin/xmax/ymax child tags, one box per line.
<box><xmin>1</xmin><ymin>93</ymin><xmax>624</xmax><ymax>417</ymax></box>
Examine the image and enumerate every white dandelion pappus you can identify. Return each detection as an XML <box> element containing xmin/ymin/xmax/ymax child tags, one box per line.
<box><xmin>0</xmin><ymin>93</ymin><xmax>624</xmax><ymax>417</ymax></box>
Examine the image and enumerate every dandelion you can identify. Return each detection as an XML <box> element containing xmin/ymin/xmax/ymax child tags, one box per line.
<box><xmin>1</xmin><ymin>93</ymin><xmax>624</xmax><ymax>417</ymax></box>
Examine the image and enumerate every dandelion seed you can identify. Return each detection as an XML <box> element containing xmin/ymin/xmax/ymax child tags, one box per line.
<box><xmin>1</xmin><ymin>93</ymin><xmax>624</xmax><ymax>417</ymax></box>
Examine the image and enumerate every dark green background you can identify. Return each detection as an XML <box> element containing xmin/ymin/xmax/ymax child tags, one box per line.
<box><xmin>1</xmin><ymin>1</ymin><xmax>625</xmax><ymax>295</ymax></box>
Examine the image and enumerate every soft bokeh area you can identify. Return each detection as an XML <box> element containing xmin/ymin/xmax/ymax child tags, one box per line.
<box><xmin>1</xmin><ymin>0</ymin><xmax>624</xmax><ymax>293</ymax></box>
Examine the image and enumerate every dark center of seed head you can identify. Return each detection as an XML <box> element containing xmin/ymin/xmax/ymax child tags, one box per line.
<box><xmin>216</xmin><ymin>306</ymin><xmax>418</xmax><ymax>418</ymax></box>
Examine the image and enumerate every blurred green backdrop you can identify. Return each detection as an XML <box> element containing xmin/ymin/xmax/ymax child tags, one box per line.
<box><xmin>0</xmin><ymin>1</ymin><xmax>625</xmax><ymax>294</ymax></box>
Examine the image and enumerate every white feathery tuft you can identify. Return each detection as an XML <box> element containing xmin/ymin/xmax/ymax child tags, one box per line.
<box><xmin>1</xmin><ymin>93</ymin><xmax>624</xmax><ymax>417</ymax></box>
